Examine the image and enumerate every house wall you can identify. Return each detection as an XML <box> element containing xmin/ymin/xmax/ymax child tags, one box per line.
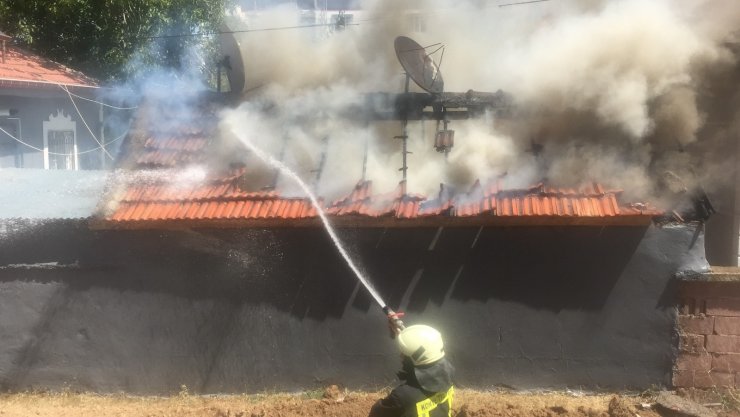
<box><xmin>674</xmin><ymin>280</ymin><xmax>740</xmax><ymax>388</ymax></box>
<box><xmin>0</xmin><ymin>221</ymin><xmax>706</xmax><ymax>394</ymax></box>
<box><xmin>0</xmin><ymin>90</ymin><xmax>105</xmax><ymax>170</ymax></box>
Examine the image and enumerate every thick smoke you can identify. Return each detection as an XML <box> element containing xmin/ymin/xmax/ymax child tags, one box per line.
<box><xmin>218</xmin><ymin>0</ymin><xmax>740</xmax><ymax>205</ymax></box>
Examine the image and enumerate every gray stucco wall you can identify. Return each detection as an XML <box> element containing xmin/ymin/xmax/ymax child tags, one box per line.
<box><xmin>0</xmin><ymin>90</ymin><xmax>108</xmax><ymax>169</ymax></box>
<box><xmin>0</xmin><ymin>221</ymin><xmax>707</xmax><ymax>393</ymax></box>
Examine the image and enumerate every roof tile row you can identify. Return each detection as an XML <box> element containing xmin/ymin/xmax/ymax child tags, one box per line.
<box><xmin>111</xmin><ymin>199</ymin><xmax>316</xmax><ymax>222</ymax></box>
<box><xmin>0</xmin><ymin>45</ymin><xmax>98</xmax><ymax>88</ymax></box>
<box><xmin>105</xmin><ymin>176</ymin><xmax>660</xmax><ymax>224</ymax></box>
<box><xmin>120</xmin><ymin>182</ymin><xmax>277</xmax><ymax>203</ymax></box>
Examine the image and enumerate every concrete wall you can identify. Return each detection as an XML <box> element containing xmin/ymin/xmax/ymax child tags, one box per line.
<box><xmin>0</xmin><ymin>90</ymin><xmax>107</xmax><ymax>170</ymax></box>
<box><xmin>0</xmin><ymin>221</ymin><xmax>706</xmax><ymax>394</ymax></box>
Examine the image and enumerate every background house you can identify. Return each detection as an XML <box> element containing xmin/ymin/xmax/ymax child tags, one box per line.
<box><xmin>0</xmin><ymin>31</ymin><xmax>123</xmax><ymax>170</ymax></box>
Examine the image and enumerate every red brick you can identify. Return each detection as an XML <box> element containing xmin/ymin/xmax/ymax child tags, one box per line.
<box><xmin>712</xmin><ymin>354</ymin><xmax>740</xmax><ymax>372</ymax></box>
<box><xmin>679</xmin><ymin>334</ymin><xmax>706</xmax><ymax>353</ymax></box>
<box><xmin>715</xmin><ymin>317</ymin><xmax>740</xmax><ymax>335</ymax></box>
<box><xmin>706</xmin><ymin>298</ymin><xmax>740</xmax><ymax>317</ymax></box>
<box><xmin>678</xmin><ymin>315</ymin><xmax>714</xmax><ymax>335</ymax></box>
<box><xmin>676</xmin><ymin>353</ymin><xmax>712</xmax><ymax>371</ymax></box>
<box><xmin>672</xmin><ymin>370</ymin><xmax>694</xmax><ymax>388</ymax></box>
<box><xmin>694</xmin><ymin>371</ymin><xmax>735</xmax><ymax>388</ymax></box>
<box><xmin>707</xmin><ymin>335</ymin><xmax>740</xmax><ymax>353</ymax></box>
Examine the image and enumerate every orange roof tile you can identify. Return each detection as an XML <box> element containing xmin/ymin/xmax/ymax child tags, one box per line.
<box><xmin>102</xmin><ymin>174</ymin><xmax>661</xmax><ymax>227</ymax></box>
<box><xmin>0</xmin><ymin>44</ymin><xmax>97</xmax><ymax>89</ymax></box>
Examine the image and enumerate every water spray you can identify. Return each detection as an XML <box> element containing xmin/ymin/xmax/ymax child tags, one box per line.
<box><xmin>234</xmin><ymin>132</ymin><xmax>405</xmax><ymax>325</ymax></box>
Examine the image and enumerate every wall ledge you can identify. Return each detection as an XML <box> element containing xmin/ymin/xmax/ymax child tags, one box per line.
<box><xmin>677</xmin><ymin>266</ymin><xmax>740</xmax><ymax>282</ymax></box>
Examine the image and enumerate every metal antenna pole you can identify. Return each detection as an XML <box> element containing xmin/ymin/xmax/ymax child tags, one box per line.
<box><xmin>312</xmin><ymin>135</ymin><xmax>329</xmax><ymax>192</ymax></box>
<box><xmin>443</xmin><ymin>107</ymin><xmax>450</xmax><ymax>161</ymax></box>
<box><xmin>271</xmin><ymin>134</ymin><xmax>289</xmax><ymax>188</ymax></box>
<box><xmin>395</xmin><ymin>73</ymin><xmax>411</xmax><ymax>189</ymax></box>
<box><xmin>400</xmin><ymin>122</ymin><xmax>408</xmax><ymax>182</ymax></box>
<box><xmin>361</xmin><ymin>124</ymin><xmax>369</xmax><ymax>181</ymax></box>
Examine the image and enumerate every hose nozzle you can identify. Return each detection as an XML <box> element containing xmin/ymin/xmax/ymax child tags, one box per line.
<box><xmin>383</xmin><ymin>306</ymin><xmax>406</xmax><ymax>338</ymax></box>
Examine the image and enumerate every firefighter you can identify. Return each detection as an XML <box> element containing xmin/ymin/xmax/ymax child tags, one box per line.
<box><xmin>369</xmin><ymin>324</ymin><xmax>455</xmax><ymax>417</ymax></box>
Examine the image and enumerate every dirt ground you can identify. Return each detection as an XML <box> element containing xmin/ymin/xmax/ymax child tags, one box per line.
<box><xmin>0</xmin><ymin>386</ymin><xmax>738</xmax><ymax>417</ymax></box>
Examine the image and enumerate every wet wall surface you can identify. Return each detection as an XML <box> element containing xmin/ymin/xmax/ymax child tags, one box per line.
<box><xmin>0</xmin><ymin>221</ymin><xmax>706</xmax><ymax>393</ymax></box>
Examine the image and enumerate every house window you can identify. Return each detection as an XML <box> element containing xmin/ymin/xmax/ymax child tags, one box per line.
<box><xmin>47</xmin><ymin>130</ymin><xmax>75</xmax><ymax>170</ymax></box>
<box><xmin>43</xmin><ymin>110</ymin><xmax>78</xmax><ymax>170</ymax></box>
<box><xmin>0</xmin><ymin>119</ymin><xmax>21</xmax><ymax>168</ymax></box>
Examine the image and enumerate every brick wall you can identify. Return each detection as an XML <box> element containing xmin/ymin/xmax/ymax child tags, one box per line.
<box><xmin>675</xmin><ymin>281</ymin><xmax>740</xmax><ymax>388</ymax></box>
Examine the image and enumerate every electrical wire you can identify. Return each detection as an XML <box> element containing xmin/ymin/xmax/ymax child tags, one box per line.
<box><xmin>498</xmin><ymin>0</ymin><xmax>551</xmax><ymax>6</ymax></box>
<box><xmin>141</xmin><ymin>0</ymin><xmax>551</xmax><ymax>40</ymax></box>
<box><xmin>0</xmin><ymin>124</ymin><xmax>128</xmax><ymax>156</ymax></box>
<box><xmin>356</xmin><ymin>0</ymin><xmax>552</xmax><ymax>22</ymax></box>
<box><xmin>59</xmin><ymin>84</ymin><xmax>115</xmax><ymax>160</ymax></box>
<box><xmin>144</xmin><ymin>22</ymin><xmax>359</xmax><ymax>40</ymax></box>
<box><xmin>63</xmin><ymin>89</ymin><xmax>138</xmax><ymax>110</ymax></box>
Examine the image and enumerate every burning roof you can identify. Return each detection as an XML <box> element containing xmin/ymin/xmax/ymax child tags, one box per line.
<box><xmin>95</xmin><ymin>95</ymin><xmax>660</xmax><ymax>229</ymax></box>
<box><xmin>99</xmin><ymin>174</ymin><xmax>658</xmax><ymax>229</ymax></box>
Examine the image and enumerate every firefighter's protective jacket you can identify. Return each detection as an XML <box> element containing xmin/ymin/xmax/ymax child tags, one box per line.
<box><xmin>369</xmin><ymin>358</ymin><xmax>455</xmax><ymax>417</ymax></box>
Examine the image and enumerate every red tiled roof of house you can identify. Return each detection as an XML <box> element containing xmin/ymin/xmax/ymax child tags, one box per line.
<box><xmin>447</xmin><ymin>181</ymin><xmax>628</xmax><ymax>217</ymax></box>
<box><xmin>98</xmin><ymin>172</ymin><xmax>661</xmax><ymax>228</ymax></box>
<box><xmin>115</xmin><ymin>99</ymin><xmax>223</xmax><ymax>170</ymax></box>
<box><xmin>0</xmin><ymin>43</ymin><xmax>98</xmax><ymax>89</ymax></box>
<box><xmin>97</xmin><ymin>97</ymin><xmax>661</xmax><ymax>229</ymax></box>
<box><xmin>105</xmin><ymin>172</ymin><xmax>318</xmax><ymax>224</ymax></box>
<box><xmin>326</xmin><ymin>181</ymin><xmax>426</xmax><ymax>218</ymax></box>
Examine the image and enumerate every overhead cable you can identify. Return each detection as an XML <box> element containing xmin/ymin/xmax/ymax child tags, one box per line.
<box><xmin>498</xmin><ymin>0</ymin><xmax>551</xmax><ymax>7</ymax></box>
<box><xmin>59</xmin><ymin>84</ymin><xmax>115</xmax><ymax>161</ymax></box>
<box><xmin>144</xmin><ymin>22</ymin><xmax>359</xmax><ymax>40</ymax></box>
<box><xmin>0</xmin><ymin>124</ymin><xmax>128</xmax><ymax>156</ymax></box>
<box><xmin>63</xmin><ymin>89</ymin><xmax>138</xmax><ymax>110</ymax></box>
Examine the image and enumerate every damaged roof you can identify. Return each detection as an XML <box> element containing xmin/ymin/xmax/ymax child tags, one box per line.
<box><xmin>99</xmin><ymin>175</ymin><xmax>658</xmax><ymax>229</ymax></box>
<box><xmin>96</xmin><ymin>97</ymin><xmax>660</xmax><ymax>229</ymax></box>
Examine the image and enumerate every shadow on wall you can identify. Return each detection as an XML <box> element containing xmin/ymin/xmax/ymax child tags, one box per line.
<box><xmin>0</xmin><ymin>220</ymin><xmax>677</xmax><ymax>393</ymax></box>
<box><xmin>0</xmin><ymin>221</ymin><xmax>648</xmax><ymax>318</ymax></box>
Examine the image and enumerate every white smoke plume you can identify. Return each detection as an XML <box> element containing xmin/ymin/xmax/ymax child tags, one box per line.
<box><xmin>216</xmin><ymin>0</ymin><xmax>740</xmax><ymax>205</ymax></box>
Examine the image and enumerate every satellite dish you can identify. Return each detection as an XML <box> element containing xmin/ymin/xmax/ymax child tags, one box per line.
<box><xmin>394</xmin><ymin>36</ymin><xmax>444</xmax><ymax>94</ymax></box>
<box><xmin>218</xmin><ymin>22</ymin><xmax>247</xmax><ymax>94</ymax></box>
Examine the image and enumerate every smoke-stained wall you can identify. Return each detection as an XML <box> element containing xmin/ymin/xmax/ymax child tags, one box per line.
<box><xmin>0</xmin><ymin>221</ymin><xmax>706</xmax><ymax>393</ymax></box>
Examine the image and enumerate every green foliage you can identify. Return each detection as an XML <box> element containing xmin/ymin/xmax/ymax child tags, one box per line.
<box><xmin>0</xmin><ymin>0</ymin><xmax>231</xmax><ymax>82</ymax></box>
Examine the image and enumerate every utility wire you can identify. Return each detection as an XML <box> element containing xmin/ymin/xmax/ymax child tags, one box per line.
<box><xmin>498</xmin><ymin>0</ymin><xmax>551</xmax><ymax>7</ymax></box>
<box><xmin>0</xmin><ymin>124</ymin><xmax>128</xmax><ymax>156</ymax></box>
<box><xmin>356</xmin><ymin>0</ymin><xmax>552</xmax><ymax>21</ymax></box>
<box><xmin>144</xmin><ymin>22</ymin><xmax>359</xmax><ymax>40</ymax></box>
<box><xmin>59</xmin><ymin>84</ymin><xmax>115</xmax><ymax>161</ymax></box>
<box><xmin>142</xmin><ymin>0</ymin><xmax>550</xmax><ymax>40</ymax></box>
<box><xmin>64</xmin><ymin>89</ymin><xmax>138</xmax><ymax>110</ymax></box>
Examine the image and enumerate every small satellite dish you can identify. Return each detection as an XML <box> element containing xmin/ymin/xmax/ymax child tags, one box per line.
<box><xmin>218</xmin><ymin>22</ymin><xmax>247</xmax><ymax>94</ymax></box>
<box><xmin>394</xmin><ymin>36</ymin><xmax>444</xmax><ymax>94</ymax></box>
